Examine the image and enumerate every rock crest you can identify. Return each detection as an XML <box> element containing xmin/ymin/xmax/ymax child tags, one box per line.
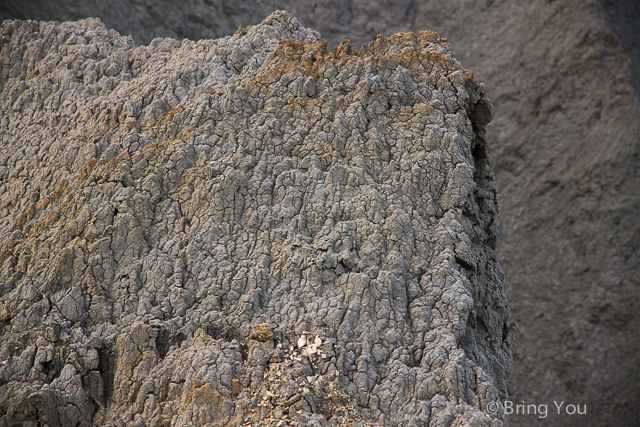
<box><xmin>0</xmin><ymin>12</ymin><xmax>515</xmax><ymax>426</ymax></box>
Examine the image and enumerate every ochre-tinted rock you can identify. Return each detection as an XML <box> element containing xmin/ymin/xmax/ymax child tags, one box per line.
<box><xmin>0</xmin><ymin>12</ymin><xmax>515</xmax><ymax>426</ymax></box>
<box><xmin>5</xmin><ymin>2</ymin><xmax>639</xmax><ymax>426</ymax></box>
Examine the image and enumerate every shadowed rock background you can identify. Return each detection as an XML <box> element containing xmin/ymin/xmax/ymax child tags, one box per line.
<box><xmin>1</xmin><ymin>0</ymin><xmax>639</xmax><ymax>426</ymax></box>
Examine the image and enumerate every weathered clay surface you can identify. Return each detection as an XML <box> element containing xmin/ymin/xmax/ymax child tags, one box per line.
<box><xmin>0</xmin><ymin>12</ymin><xmax>515</xmax><ymax>426</ymax></box>
<box><xmin>3</xmin><ymin>3</ymin><xmax>639</xmax><ymax>426</ymax></box>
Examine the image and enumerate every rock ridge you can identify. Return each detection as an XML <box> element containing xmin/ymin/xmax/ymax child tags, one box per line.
<box><xmin>0</xmin><ymin>12</ymin><xmax>515</xmax><ymax>426</ymax></box>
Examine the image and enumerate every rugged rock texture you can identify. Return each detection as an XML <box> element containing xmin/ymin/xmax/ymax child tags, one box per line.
<box><xmin>0</xmin><ymin>12</ymin><xmax>516</xmax><ymax>426</ymax></box>
<box><xmin>6</xmin><ymin>2</ymin><xmax>637</xmax><ymax>426</ymax></box>
<box><xmin>410</xmin><ymin>4</ymin><xmax>640</xmax><ymax>427</ymax></box>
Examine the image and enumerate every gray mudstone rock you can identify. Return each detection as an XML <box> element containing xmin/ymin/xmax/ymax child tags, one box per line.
<box><xmin>0</xmin><ymin>12</ymin><xmax>516</xmax><ymax>426</ymax></box>
<box><xmin>4</xmin><ymin>2</ymin><xmax>640</xmax><ymax>425</ymax></box>
<box><xmin>6</xmin><ymin>2</ymin><xmax>640</xmax><ymax>426</ymax></box>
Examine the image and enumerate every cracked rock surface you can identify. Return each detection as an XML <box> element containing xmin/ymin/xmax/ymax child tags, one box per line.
<box><xmin>0</xmin><ymin>12</ymin><xmax>515</xmax><ymax>426</ymax></box>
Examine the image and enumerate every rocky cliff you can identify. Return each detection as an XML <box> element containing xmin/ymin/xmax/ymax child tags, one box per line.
<box><xmin>0</xmin><ymin>12</ymin><xmax>516</xmax><ymax>426</ymax></box>
<box><xmin>6</xmin><ymin>2</ymin><xmax>637</xmax><ymax>426</ymax></box>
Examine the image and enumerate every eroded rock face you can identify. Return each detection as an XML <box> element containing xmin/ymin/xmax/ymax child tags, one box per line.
<box><xmin>0</xmin><ymin>12</ymin><xmax>515</xmax><ymax>426</ymax></box>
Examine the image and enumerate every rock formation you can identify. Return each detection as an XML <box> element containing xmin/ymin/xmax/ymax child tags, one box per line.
<box><xmin>3</xmin><ymin>2</ymin><xmax>640</xmax><ymax>426</ymax></box>
<box><xmin>0</xmin><ymin>12</ymin><xmax>516</xmax><ymax>426</ymax></box>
